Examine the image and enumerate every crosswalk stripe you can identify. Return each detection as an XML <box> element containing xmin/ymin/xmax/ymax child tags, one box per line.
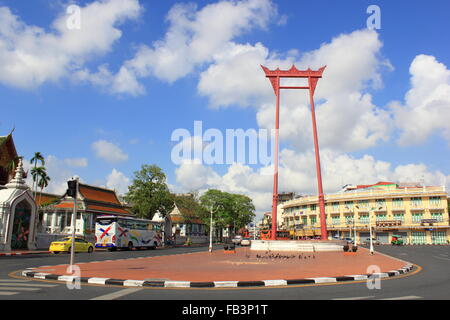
<box><xmin>0</xmin><ymin>291</ymin><xmax>19</xmax><ymax>296</ymax></box>
<box><xmin>0</xmin><ymin>287</ymin><xmax>41</xmax><ymax>291</ymax></box>
<box><xmin>0</xmin><ymin>283</ymin><xmax>58</xmax><ymax>288</ymax></box>
<box><xmin>379</xmin><ymin>296</ymin><xmax>422</xmax><ymax>300</ymax></box>
<box><xmin>90</xmin><ymin>288</ymin><xmax>142</xmax><ymax>300</ymax></box>
<box><xmin>332</xmin><ymin>296</ymin><xmax>375</xmax><ymax>300</ymax></box>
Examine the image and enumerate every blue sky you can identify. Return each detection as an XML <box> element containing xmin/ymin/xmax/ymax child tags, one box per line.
<box><xmin>2</xmin><ymin>0</ymin><xmax>450</xmax><ymax>213</ymax></box>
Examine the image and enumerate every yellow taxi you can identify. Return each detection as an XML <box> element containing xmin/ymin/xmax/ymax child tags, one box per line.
<box><xmin>49</xmin><ymin>237</ymin><xmax>94</xmax><ymax>254</ymax></box>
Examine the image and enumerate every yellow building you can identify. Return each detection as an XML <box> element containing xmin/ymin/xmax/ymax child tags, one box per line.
<box><xmin>281</xmin><ymin>182</ymin><xmax>449</xmax><ymax>245</ymax></box>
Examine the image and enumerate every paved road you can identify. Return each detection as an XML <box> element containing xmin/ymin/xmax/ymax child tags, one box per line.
<box><xmin>2</xmin><ymin>245</ymin><xmax>450</xmax><ymax>300</ymax></box>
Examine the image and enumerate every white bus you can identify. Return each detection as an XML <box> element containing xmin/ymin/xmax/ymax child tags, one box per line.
<box><xmin>95</xmin><ymin>215</ymin><xmax>162</xmax><ymax>251</ymax></box>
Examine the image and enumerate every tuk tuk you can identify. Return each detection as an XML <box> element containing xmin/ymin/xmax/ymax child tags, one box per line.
<box><xmin>391</xmin><ymin>234</ymin><xmax>404</xmax><ymax>245</ymax></box>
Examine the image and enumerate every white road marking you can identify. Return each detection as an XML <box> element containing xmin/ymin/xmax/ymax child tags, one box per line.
<box><xmin>263</xmin><ymin>280</ymin><xmax>287</xmax><ymax>286</ymax></box>
<box><xmin>0</xmin><ymin>283</ymin><xmax>58</xmax><ymax>288</ymax></box>
<box><xmin>90</xmin><ymin>288</ymin><xmax>142</xmax><ymax>300</ymax></box>
<box><xmin>306</xmin><ymin>277</ymin><xmax>337</xmax><ymax>283</ymax></box>
<box><xmin>87</xmin><ymin>277</ymin><xmax>110</xmax><ymax>285</ymax></box>
<box><xmin>379</xmin><ymin>296</ymin><xmax>422</xmax><ymax>300</ymax></box>
<box><xmin>432</xmin><ymin>255</ymin><xmax>450</xmax><ymax>261</ymax></box>
<box><xmin>332</xmin><ymin>296</ymin><xmax>375</xmax><ymax>300</ymax></box>
<box><xmin>214</xmin><ymin>281</ymin><xmax>238</xmax><ymax>288</ymax></box>
<box><xmin>0</xmin><ymin>287</ymin><xmax>41</xmax><ymax>291</ymax></box>
<box><xmin>0</xmin><ymin>291</ymin><xmax>18</xmax><ymax>295</ymax></box>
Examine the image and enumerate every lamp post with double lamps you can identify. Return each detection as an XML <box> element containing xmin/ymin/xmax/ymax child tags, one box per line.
<box><xmin>345</xmin><ymin>205</ymin><xmax>358</xmax><ymax>246</ymax></box>
<box><xmin>368</xmin><ymin>206</ymin><xmax>383</xmax><ymax>255</ymax></box>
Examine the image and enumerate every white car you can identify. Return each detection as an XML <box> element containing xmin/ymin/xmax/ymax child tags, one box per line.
<box><xmin>240</xmin><ymin>238</ymin><xmax>251</xmax><ymax>246</ymax></box>
<box><xmin>231</xmin><ymin>235</ymin><xmax>242</xmax><ymax>245</ymax></box>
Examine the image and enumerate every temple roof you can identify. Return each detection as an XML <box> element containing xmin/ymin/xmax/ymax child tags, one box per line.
<box><xmin>0</xmin><ymin>133</ymin><xmax>19</xmax><ymax>186</ymax></box>
<box><xmin>49</xmin><ymin>183</ymin><xmax>132</xmax><ymax>216</ymax></box>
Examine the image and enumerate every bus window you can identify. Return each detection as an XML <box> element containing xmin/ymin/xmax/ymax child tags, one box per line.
<box><xmin>97</xmin><ymin>218</ymin><xmax>116</xmax><ymax>226</ymax></box>
<box><xmin>136</xmin><ymin>221</ymin><xmax>147</xmax><ymax>230</ymax></box>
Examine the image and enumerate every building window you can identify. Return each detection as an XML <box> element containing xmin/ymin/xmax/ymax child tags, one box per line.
<box><xmin>344</xmin><ymin>201</ymin><xmax>353</xmax><ymax>210</ymax></box>
<box><xmin>375</xmin><ymin>214</ymin><xmax>387</xmax><ymax>222</ymax></box>
<box><xmin>411</xmin><ymin>197</ymin><xmax>422</xmax><ymax>207</ymax></box>
<box><xmin>392</xmin><ymin>198</ymin><xmax>403</xmax><ymax>207</ymax></box>
<box><xmin>429</xmin><ymin>196</ymin><xmax>441</xmax><ymax>207</ymax></box>
<box><xmin>332</xmin><ymin>202</ymin><xmax>339</xmax><ymax>211</ymax></box>
<box><xmin>344</xmin><ymin>215</ymin><xmax>353</xmax><ymax>224</ymax></box>
<box><xmin>375</xmin><ymin>199</ymin><xmax>386</xmax><ymax>208</ymax></box>
<box><xmin>310</xmin><ymin>215</ymin><xmax>317</xmax><ymax>225</ymax></box>
<box><xmin>358</xmin><ymin>200</ymin><xmax>369</xmax><ymax>208</ymax></box>
<box><xmin>431</xmin><ymin>231</ymin><xmax>447</xmax><ymax>244</ymax></box>
<box><xmin>302</xmin><ymin>216</ymin><xmax>308</xmax><ymax>226</ymax></box>
<box><xmin>412</xmin><ymin>213</ymin><xmax>423</xmax><ymax>223</ymax></box>
<box><xmin>393</xmin><ymin>213</ymin><xmax>405</xmax><ymax>222</ymax></box>
<box><xmin>431</xmin><ymin>212</ymin><xmax>444</xmax><ymax>222</ymax></box>
<box><xmin>332</xmin><ymin>215</ymin><xmax>340</xmax><ymax>225</ymax></box>
<box><xmin>310</xmin><ymin>204</ymin><xmax>317</xmax><ymax>211</ymax></box>
<box><xmin>411</xmin><ymin>232</ymin><xmax>427</xmax><ymax>244</ymax></box>
<box><xmin>359</xmin><ymin>214</ymin><xmax>369</xmax><ymax>224</ymax></box>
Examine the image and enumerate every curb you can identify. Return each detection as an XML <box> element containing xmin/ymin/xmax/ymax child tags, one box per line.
<box><xmin>21</xmin><ymin>264</ymin><xmax>414</xmax><ymax>289</ymax></box>
<box><xmin>0</xmin><ymin>251</ymin><xmax>51</xmax><ymax>257</ymax></box>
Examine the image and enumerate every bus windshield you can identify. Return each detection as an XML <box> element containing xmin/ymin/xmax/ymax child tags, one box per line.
<box><xmin>96</xmin><ymin>217</ymin><xmax>117</xmax><ymax>226</ymax></box>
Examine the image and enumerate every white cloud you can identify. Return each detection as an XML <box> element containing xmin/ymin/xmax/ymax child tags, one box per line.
<box><xmin>198</xmin><ymin>29</ymin><xmax>393</xmax><ymax>152</ymax></box>
<box><xmin>106</xmin><ymin>168</ymin><xmax>130</xmax><ymax>195</ymax></box>
<box><xmin>64</xmin><ymin>157</ymin><xmax>88</xmax><ymax>167</ymax></box>
<box><xmin>174</xmin><ymin>147</ymin><xmax>450</xmax><ymax>213</ymax></box>
<box><xmin>392</xmin><ymin>54</ymin><xmax>450</xmax><ymax>146</ymax></box>
<box><xmin>92</xmin><ymin>140</ymin><xmax>128</xmax><ymax>163</ymax></box>
<box><xmin>95</xmin><ymin>0</ymin><xmax>279</xmax><ymax>95</ymax></box>
<box><xmin>174</xmin><ymin>159</ymin><xmax>222</xmax><ymax>191</ymax></box>
<box><xmin>24</xmin><ymin>155</ymin><xmax>85</xmax><ymax>195</ymax></box>
<box><xmin>0</xmin><ymin>0</ymin><xmax>142</xmax><ymax>90</ymax></box>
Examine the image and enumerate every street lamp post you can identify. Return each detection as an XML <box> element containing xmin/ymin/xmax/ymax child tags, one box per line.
<box><xmin>209</xmin><ymin>204</ymin><xmax>223</xmax><ymax>253</ymax></box>
<box><xmin>368</xmin><ymin>207</ymin><xmax>382</xmax><ymax>255</ymax></box>
<box><xmin>67</xmin><ymin>176</ymin><xmax>79</xmax><ymax>270</ymax></box>
<box><xmin>209</xmin><ymin>209</ymin><xmax>214</xmax><ymax>253</ymax></box>
<box><xmin>354</xmin><ymin>205</ymin><xmax>359</xmax><ymax>245</ymax></box>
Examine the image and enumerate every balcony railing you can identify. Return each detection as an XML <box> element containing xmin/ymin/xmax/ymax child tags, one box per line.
<box><xmin>282</xmin><ymin>186</ymin><xmax>446</xmax><ymax>209</ymax></box>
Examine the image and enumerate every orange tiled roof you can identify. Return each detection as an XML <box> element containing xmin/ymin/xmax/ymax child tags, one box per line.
<box><xmin>54</xmin><ymin>202</ymin><xmax>74</xmax><ymax>209</ymax></box>
<box><xmin>87</xmin><ymin>204</ymin><xmax>131</xmax><ymax>215</ymax></box>
<box><xmin>36</xmin><ymin>193</ymin><xmax>61</xmax><ymax>207</ymax></box>
<box><xmin>79</xmin><ymin>184</ymin><xmax>121</xmax><ymax>205</ymax></box>
<box><xmin>171</xmin><ymin>215</ymin><xmax>203</xmax><ymax>224</ymax></box>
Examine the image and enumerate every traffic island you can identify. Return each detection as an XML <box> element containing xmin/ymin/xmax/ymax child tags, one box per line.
<box><xmin>21</xmin><ymin>247</ymin><xmax>414</xmax><ymax>288</ymax></box>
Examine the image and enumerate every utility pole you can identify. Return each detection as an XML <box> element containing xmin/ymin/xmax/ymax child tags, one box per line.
<box><xmin>67</xmin><ymin>177</ymin><xmax>79</xmax><ymax>270</ymax></box>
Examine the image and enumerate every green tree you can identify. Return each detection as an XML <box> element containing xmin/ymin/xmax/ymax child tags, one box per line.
<box><xmin>199</xmin><ymin>189</ymin><xmax>255</xmax><ymax>239</ymax></box>
<box><xmin>173</xmin><ymin>193</ymin><xmax>203</xmax><ymax>223</ymax></box>
<box><xmin>30</xmin><ymin>152</ymin><xmax>45</xmax><ymax>199</ymax></box>
<box><xmin>37</xmin><ymin>172</ymin><xmax>51</xmax><ymax>208</ymax></box>
<box><xmin>124</xmin><ymin>164</ymin><xmax>174</xmax><ymax>219</ymax></box>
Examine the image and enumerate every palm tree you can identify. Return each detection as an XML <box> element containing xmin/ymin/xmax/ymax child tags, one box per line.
<box><xmin>30</xmin><ymin>152</ymin><xmax>45</xmax><ymax>199</ymax></box>
<box><xmin>31</xmin><ymin>166</ymin><xmax>46</xmax><ymax>199</ymax></box>
<box><xmin>37</xmin><ymin>171</ymin><xmax>51</xmax><ymax>208</ymax></box>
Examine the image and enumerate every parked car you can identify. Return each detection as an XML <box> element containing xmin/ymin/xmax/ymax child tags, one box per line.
<box><xmin>364</xmin><ymin>237</ymin><xmax>381</xmax><ymax>245</ymax></box>
<box><xmin>240</xmin><ymin>237</ymin><xmax>251</xmax><ymax>246</ymax></box>
<box><xmin>231</xmin><ymin>235</ymin><xmax>243</xmax><ymax>245</ymax></box>
<box><xmin>342</xmin><ymin>237</ymin><xmax>354</xmax><ymax>244</ymax></box>
<box><xmin>49</xmin><ymin>237</ymin><xmax>94</xmax><ymax>254</ymax></box>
